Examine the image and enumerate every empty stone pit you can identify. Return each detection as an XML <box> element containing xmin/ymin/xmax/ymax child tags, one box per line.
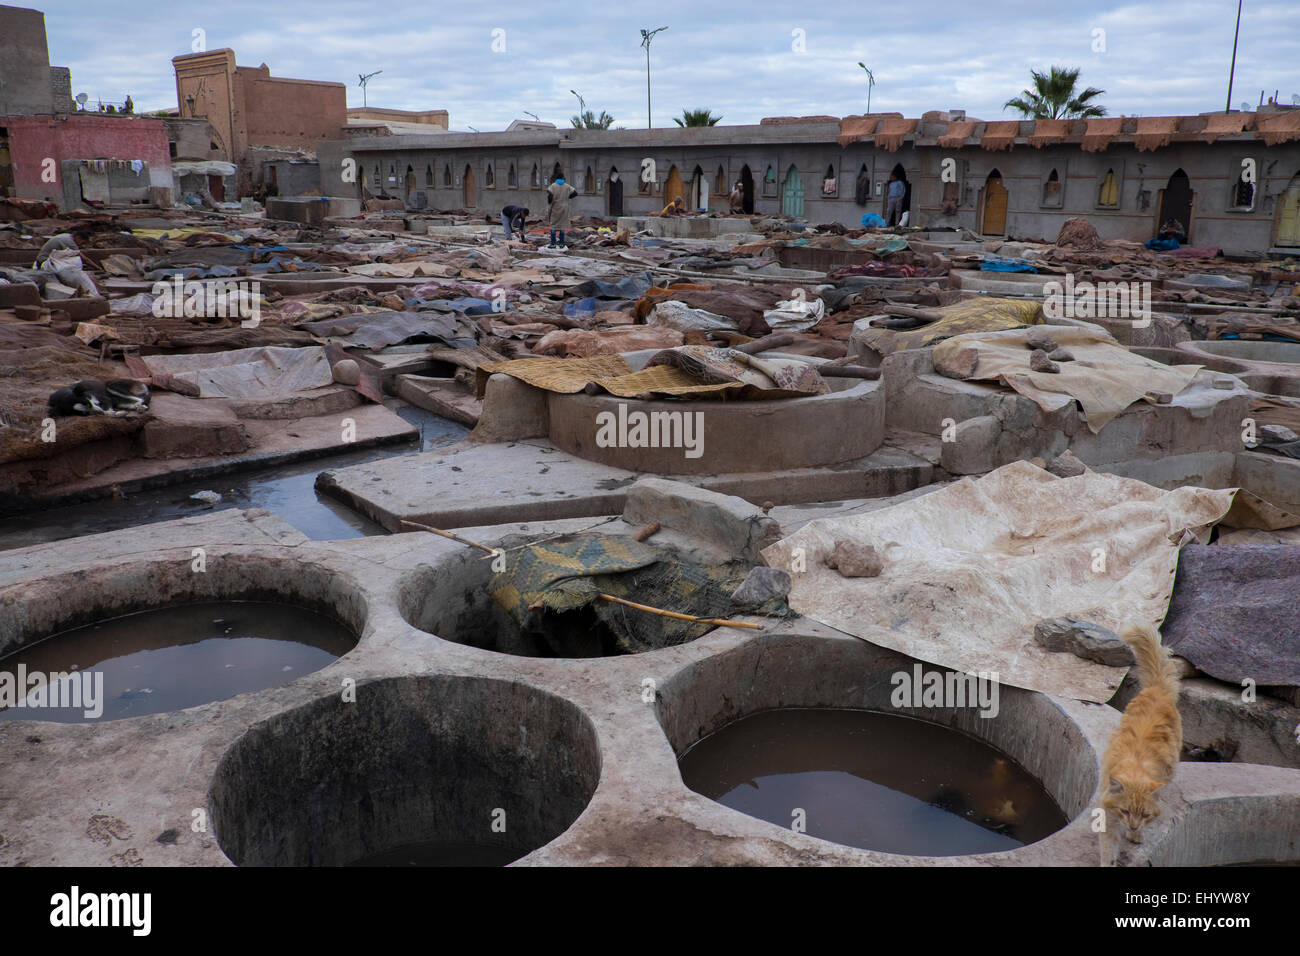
<box><xmin>655</xmin><ymin>631</ymin><xmax>1099</xmax><ymax>860</ymax></box>
<box><xmin>208</xmin><ymin>675</ymin><xmax>600</xmax><ymax>866</ymax></box>
<box><xmin>0</xmin><ymin>554</ymin><xmax>365</xmax><ymax>722</ymax></box>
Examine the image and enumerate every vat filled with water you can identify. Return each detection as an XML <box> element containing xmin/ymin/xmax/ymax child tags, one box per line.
<box><xmin>678</xmin><ymin>707</ymin><xmax>1067</xmax><ymax>856</ymax></box>
<box><xmin>0</xmin><ymin>601</ymin><xmax>356</xmax><ymax>723</ymax></box>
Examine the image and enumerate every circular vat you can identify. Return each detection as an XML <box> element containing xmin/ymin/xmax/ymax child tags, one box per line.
<box><xmin>0</xmin><ymin>554</ymin><xmax>365</xmax><ymax>723</ymax></box>
<box><xmin>398</xmin><ymin>537</ymin><xmax>732</xmax><ymax>659</ymax></box>
<box><xmin>656</xmin><ymin>632</ymin><xmax>1094</xmax><ymax>857</ymax></box>
<box><xmin>544</xmin><ymin>352</ymin><xmax>884</xmax><ymax>476</ymax></box>
<box><xmin>209</xmin><ymin>675</ymin><xmax>600</xmax><ymax>866</ymax></box>
<box><xmin>1179</xmin><ymin>339</ymin><xmax>1300</xmax><ymax>365</ymax></box>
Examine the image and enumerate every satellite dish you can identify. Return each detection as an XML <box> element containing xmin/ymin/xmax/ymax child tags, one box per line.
<box><xmin>1240</xmin><ymin>102</ymin><xmax>1252</xmax><ymax>112</ymax></box>
<box><xmin>1292</xmin><ymin>94</ymin><xmax>1300</xmax><ymax>106</ymax></box>
<box><xmin>74</xmin><ymin>92</ymin><xmax>88</xmax><ymax>108</ymax></box>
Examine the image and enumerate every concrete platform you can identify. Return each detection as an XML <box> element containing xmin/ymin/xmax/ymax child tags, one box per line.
<box><xmin>0</xmin><ymin>505</ymin><xmax>1295</xmax><ymax>867</ymax></box>
<box><xmin>314</xmin><ymin>437</ymin><xmax>933</xmax><ymax>532</ymax></box>
<box><xmin>616</xmin><ymin>215</ymin><xmax>758</xmax><ymax>239</ymax></box>
<box><xmin>394</xmin><ymin>374</ymin><xmax>481</xmax><ymax>427</ymax></box>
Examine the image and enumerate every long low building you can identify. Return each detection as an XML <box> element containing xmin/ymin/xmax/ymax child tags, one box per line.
<box><xmin>316</xmin><ymin>109</ymin><xmax>1300</xmax><ymax>255</ymax></box>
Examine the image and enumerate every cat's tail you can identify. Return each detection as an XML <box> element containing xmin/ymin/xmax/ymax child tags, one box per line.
<box><xmin>1122</xmin><ymin>624</ymin><xmax>1180</xmax><ymax>698</ymax></box>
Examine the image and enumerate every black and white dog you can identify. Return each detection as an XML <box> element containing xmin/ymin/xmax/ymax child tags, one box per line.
<box><xmin>48</xmin><ymin>379</ymin><xmax>152</xmax><ymax>417</ymax></box>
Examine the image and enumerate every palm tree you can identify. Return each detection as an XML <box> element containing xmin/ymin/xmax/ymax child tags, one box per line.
<box><xmin>673</xmin><ymin>108</ymin><xmax>722</xmax><ymax>127</ymax></box>
<box><xmin>570</xmin><ymin>110</ymin><xmax>615</xmax><ymax>129</ymax></box>
<box><xmin>1004</xmin><ymin>67</ymin><xmax>1106</xmax><ymax>119</ymax></box>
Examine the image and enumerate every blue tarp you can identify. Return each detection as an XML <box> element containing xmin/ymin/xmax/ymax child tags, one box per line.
<box><xmin>981</xmin><ymin>257</ymin><xmax>1037</xmax><ymax>273</ymax></box>
<box><xmin>1146</xmin><ymin>238</ymin><xmax>1180</xmax><ymax>251</ymax></box>
<box><xmin>861</xmin><ymin>213</ymin><xmax>887</xmax><ymax>227</ymax></box>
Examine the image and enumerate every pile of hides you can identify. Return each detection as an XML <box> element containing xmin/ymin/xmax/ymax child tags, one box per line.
<box><xmin>476</xmin><ymin>347</ymin><xmax>827</xmax><ymax>400</ymax></box>
<box><xmin>761</xmin><ymin>461</ymin><xmax>1235</xmax><ymax>702</ymax></box>
<box><xmin>491</xmin><ymin>535</ymin><xmax>788</xmax><ymax>654</ymax></box>
<box><xmin>142</xmin><ymin>346</ymin><xmax>332</xmax><ymax>398</ymax></box>
<box><xmin>1161</xmin><ymin>543</ymin><xmax>1300</xmax><ymax>688</ymax></box>
<box><xmin>855</xmin><ymin>296</ymin><xmax>1043</xmax><ymax>357</ymax></box>
<box><xmin>932</xmin><ymin>325</ymin><xmax>1203</xmax><ymax>432</ymax></box>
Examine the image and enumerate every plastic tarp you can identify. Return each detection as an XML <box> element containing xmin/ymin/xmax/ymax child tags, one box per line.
<box><xmin>762</xmin><ymin>296</ymin><xmax>825</xmax><ymax>333</ymax></box>
<box><xmin>142</xmin><ymin>346</ymin><xmax>332</xmax><ymax>398</ymax></box>
<box><xmin>762</xmin><ymin>461</ymin><xmax>1236</xmax><ymax>703</ymax></box>
<box><xmin>302</xmin><ymin>310</ymin><xmax>477</xmax><ymax>349</ymax></box>
<box><xmin>932</xmin><ymin>325</ymin><xmax>1203</xmax><ymax>432</ymax></box>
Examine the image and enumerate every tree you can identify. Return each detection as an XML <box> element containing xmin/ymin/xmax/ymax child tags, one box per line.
<box><xmin>570</xmin><ymin>110</ymin><xmax>615</xmax><ymax>129</ymax></box>
<box><xmin>1004</xmin><ymin>67</ymin><xmax>1106</xmax><ymax>120</ymax></box>
<box><xmin>673</xmin><ymin>108</ymin><xmax>722</xmax><ymax>127</ymax></box>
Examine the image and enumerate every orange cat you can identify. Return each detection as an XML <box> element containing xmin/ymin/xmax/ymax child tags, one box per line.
<box><xmin>1098</xmin><ymin>624</ymin><xmax>1182</xmax><ymax>866</ymax></box>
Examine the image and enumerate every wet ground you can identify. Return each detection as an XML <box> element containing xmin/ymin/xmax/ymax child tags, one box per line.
<box><xmin>0</xmin><ymin>600</ymin><xmax>357</xmax><ymax>723</ymax></box>
<box><xmin>678</xmin><ymin>707</ymin><xmax>1067</xmax><ymax>856</ymax></box>
<box><xmin>0</xmin><ymin>401</ymin><xmax>467</xmax><ymax>551</ymax></box>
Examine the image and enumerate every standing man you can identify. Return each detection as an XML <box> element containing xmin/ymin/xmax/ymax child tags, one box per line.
<box><xmin>546</xmin><ymin>177</ymin><xmax>577</xmax><ymax>250</ymax></box>
<box><xmin>501</xmin><ymin>204</ymin><xmax>529</xmax><ymax>242</ymax></box>
<box><xmin>886</xmin><ymin>172</ymin><xmax>904</xmax><ymax>227</ymax></box>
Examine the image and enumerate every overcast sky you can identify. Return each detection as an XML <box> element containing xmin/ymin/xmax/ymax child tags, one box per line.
<box><xmin>36</xmin><ymin>0</ymin><xmax>1300</xmax><ymax>129</ymax></box>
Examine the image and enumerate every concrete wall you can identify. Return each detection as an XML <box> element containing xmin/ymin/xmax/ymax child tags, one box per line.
<box><xmin>0</xmin><ymin>5</ymin><xmax>55</xmax><ymax>115</ymax></box>
<box><xmin>173</xmin><ymin>49</ymin><xmax>237</xmax><ymax>161</ymax></box>
<box><xmin>3</xmin><ymin>114</ymin><xmax>172</xmax><ymax>206</ymax></box>
<box><xmin>259</xmin><ymin>159</ymin><xmax>321</xmax><ymax>196</ymax></box>
<box><xmin>320</xmin><ymin>123</ymin><xmax>1300</xmax><ymax>253</ymax></box>
<box><xmin>164</xmin><ymin>117</ymin><xmax>216</xmax><ymax>161</ymax></box>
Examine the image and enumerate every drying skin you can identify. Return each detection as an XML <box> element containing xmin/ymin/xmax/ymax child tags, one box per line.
<box><xmin>47</xmin><ymin>379</ymin><xmax>151</xmax><ymax>417</ymax></box>
<box><xmin>1098</xmin><ymin>625</ymin><xmax>1183</xmax><ymax>866</ymax></box>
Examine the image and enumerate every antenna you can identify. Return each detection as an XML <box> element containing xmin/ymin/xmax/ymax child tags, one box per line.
<box><xmin>357</xmin><ymin>70</ymin><xmax>382</xmax><ymax>108</ymax></box>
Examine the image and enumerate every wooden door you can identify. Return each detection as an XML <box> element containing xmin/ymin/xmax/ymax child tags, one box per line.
<box><xmin>463</xmin><ymin>165</ymin><xmax>476</xmax><ymax>208</ymax></box>
<box><xmin>783</xmin><ymin>166</ymin><xmax>804</xmax><ymax>217</ymax></box>
<box><xmin>982</xmin><ymin>175</ymin><xmax>1007</xmax><ymax>235</ymax></box>
<box><xmin>1276</xmin><ymin>175</ymin><xmax>1300</xmax><ymax>247</ymax></box>
<box><xmin>664</xmin><ymin>166</ymin><xmax>684</xmax><ymax>206</ymax></box>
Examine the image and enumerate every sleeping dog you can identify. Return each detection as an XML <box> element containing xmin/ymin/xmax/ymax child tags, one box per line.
<box><xmin>48</xmin><ymin>379</ymin><xmax>151</xmax><ymax>417</ymax></box>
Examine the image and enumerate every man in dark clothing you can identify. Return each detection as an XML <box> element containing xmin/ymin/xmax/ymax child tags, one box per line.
<box><xmin>501</xmin><ymin>204</ymin><xmax>529</xmax><ymax>241</ymax></box>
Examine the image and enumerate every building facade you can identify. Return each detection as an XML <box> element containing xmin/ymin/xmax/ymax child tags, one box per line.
<box><xmin>317</xmin><ymin>110</ymin><xmax>1300</xmax><ymax>255</ymax></box>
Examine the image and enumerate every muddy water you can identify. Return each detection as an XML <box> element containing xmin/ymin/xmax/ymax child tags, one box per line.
<box><xmin>678</xmin><ymin>708</ymin><xmax>1067</xmax><ymax>856</ymax></box>
<box><xmin>0</xmin><ymin>401</ymin><xmax>466</xmax><ymax>552</ymax></box>
<box><xmin>347</xmin><ymin>842</ymin><xmax>524</xmax><ymax>867</ymax></box>
<box><xmin>0</xmin><ymin>601</ymin><xmax>356</xmax><ymax>723</ymax></box>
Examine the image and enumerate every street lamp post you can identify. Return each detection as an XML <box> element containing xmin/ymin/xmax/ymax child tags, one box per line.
<box><xmin>857</xmin><ymin>63</ymin><xmax>875</xmax><ymax>113</ymax></box>
<box><xmin>570</xmin><ymin>89</ymin><xmax>586</xmax><ymax>126</ymax></box>
<box><xmin>640</xmin><ymin>27</ymin><xmax>668</xmax><ymax>129</ymax></box>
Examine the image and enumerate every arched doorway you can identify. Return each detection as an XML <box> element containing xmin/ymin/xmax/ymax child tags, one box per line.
<box><xmin>552</xmin><ymin>161</ymin><xmax>564</xmax><ymax>184</ymax></box>
<box><xmin>739</xmin><ymin>165</ymin><xmax>754</xmax><ymax>213</ymax></box>
<box><xmin>891</xmin><ymin>162</ymin><xmax>911</xmax><ymax>221</ymax></box>
<box><xmin>463</xmin><ymin>164</ymin><xmax>476</xmax><ymax>208</ymax></box>
<box><xmin>405</xmin><ymin>165</ymin><xmax>416</xmax><ymax>206</ymax></box>
<box><xmin>1157</xmin><ymin>169</ymin><xmax>1193</xmax><ymax>240</ymax></box>
<box><xmin>782</xmin><ymin>165</ymin><xmax>804</xmax><ymax>217</ymax></box>
<box><xmin>981</xmin><ymin>169</ymin><xmax>1008</xmax><ymax>235</ymax></box>
<box><xmin>664</xmin><ymin>165</ymin><xmax>684</xmax><ymax>206</ymax></box>
<box><xmin>1276</xmin><ymin>172</ymin><xmax>1300</xmax><ymax>248</ymax></box>
<box><xmin>607</xmin><ymin>166</ymin><xmax>623</xmax><ymax>217</ymax></box>
<box><xmin>691</xmin><ymin>164</ymin><xmax>707</xmax><ymax>210</ymax></box>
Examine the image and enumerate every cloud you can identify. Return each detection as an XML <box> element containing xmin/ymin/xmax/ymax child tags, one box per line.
<box><xmin>35</xmin><ymin>0</ymin><xmax>1300</xmax><ymax>123</ymax></box>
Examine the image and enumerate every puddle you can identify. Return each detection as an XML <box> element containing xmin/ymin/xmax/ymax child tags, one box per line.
<box><xmin>0</xmin><ymin>401</ymin><xmax>467</xmax><ymax>551</ymax></box>
<box><xmin>346</xmin><ymin>842</ymin><xmax>524</xmax><ymax>867</ymax></box>
<box><xmin>678</xmin><ymin>708</ymin><xmax>1067</xmax><ymax>856</ymax></box>
<box><xmin>0</xmin><ymin>601</ymin><xmax>356</xmax><ymax>723</ymax></box>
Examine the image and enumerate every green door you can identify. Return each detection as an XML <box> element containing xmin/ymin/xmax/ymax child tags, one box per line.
<box><xmin>783</xmin><ymin>166</ymin><xmax>804</xmax><ymax>217</ymax></box>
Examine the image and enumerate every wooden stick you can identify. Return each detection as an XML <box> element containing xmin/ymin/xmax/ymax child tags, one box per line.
<box><xmin>597</xmin><ymin>593</ymin><xmax>763</xmax><ymax>629</ymax></box>
<box><xmin>634</xmin><ymin>521</ymin><xmax>661</xmax><ymax>542</ymax></box>
<box><xmin>399</xmin><ymin>519</ymin><xmax>497</xmax><ymax>554</ymax></box>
